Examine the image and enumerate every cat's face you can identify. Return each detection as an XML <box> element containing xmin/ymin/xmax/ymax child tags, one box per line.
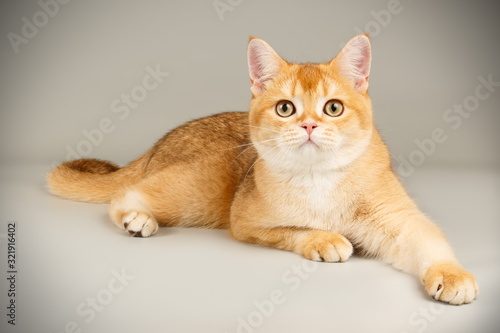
<box><xmin>247</xmin><ymin>35</ymin><xmax>373</xmax><ymax>172</ymax></box>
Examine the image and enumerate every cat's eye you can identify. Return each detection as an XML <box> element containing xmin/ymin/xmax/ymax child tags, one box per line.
<box><xmin>324</xmin><ymin>99</ymin><xmax>344</xmax><ymax>117</ymax></box>
<box><xmin>275</xmin><ymin>100</ymin><xmax>296</xmax><ymax>118</ymax></box>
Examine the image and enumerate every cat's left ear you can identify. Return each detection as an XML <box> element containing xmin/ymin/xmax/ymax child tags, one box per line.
<box><xmin>247</xmin><ymin>37</ymin><xmax>285</xmax><ymax>96</ymax></box>
<box><xmin>333</xmin><ymin>34</ymin><xmax>371</xmax><ymax>93</ymax></box>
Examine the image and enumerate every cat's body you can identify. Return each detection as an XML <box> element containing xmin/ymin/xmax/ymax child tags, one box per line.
<box><xmin>48</xmin><ymin>35</ymin><xmax>478</xmax><ymax>305</ymax></box>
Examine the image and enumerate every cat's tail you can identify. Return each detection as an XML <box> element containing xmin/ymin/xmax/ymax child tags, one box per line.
<box><xmin>47</xmin><ymin>158</ymin><xmax>143</xmax><ymax>204</ymax></box>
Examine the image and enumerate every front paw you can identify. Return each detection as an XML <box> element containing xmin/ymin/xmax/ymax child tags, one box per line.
<box><xmin>298</xmin><ymin>231</ymin><xmax>353</xmax><ymax>262</ymax></box>
<box><xmin>423</xmin><ymin>262</ymin><xmax>478</xmax><ymax>305</ymax></box>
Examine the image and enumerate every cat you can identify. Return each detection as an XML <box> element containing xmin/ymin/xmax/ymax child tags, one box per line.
<box><xmin>47</xmin><ymin>34</ymin><xmax>478</xmax><ymax>305</ymax></box>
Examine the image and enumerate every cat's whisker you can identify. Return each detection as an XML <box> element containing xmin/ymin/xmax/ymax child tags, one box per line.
<box><xmin>268</xmin><ymin>145</ymin><xmax>296</xmax><ymax>178</ymax></box>
<box><xmin>262</xmin><ymin>143</ymin><xmax>289</xmax><ymax>175</ymax></box>
<box><xmin>233</xmin><ymin>146</ymin><xmax>252</xmax><ymax>160</ymax></box>
<box><xmin>260</xmin><ymin>151</ymin><xmax>280</xmax><ymax>175</ymax></box>
<box><xmin>233</xmin><ymin>144</ymin><xmax>257</xmax><ymax>161</ymax></box>
<box><xmin>218</xmin><ymin>142</ymin><xmax>254</xmax><ymax>151</ymax></box>
<box><xmin>229</xmin><ymin>122</ymin><xmax>281</xmax><ymax>134</ymax></box>
<box><xmin>217</xmin><ymin>137</ymin><xmax>279</xmax><ymax>152</ymax></box>
<box><xmin>244</xmin><ymin>143</ymin><xmax>284</xmax><ymax>181</ymax></box>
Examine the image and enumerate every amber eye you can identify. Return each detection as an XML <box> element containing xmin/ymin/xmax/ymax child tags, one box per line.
<box><xmin>275</xmin><ymin>100</ymin><xmax>296</xmax><ymax>118</ymax></box>
<box><xmin>324</xmin><ymin>99</ymin><xmax>344</xmax><ymax>117</ymax></box>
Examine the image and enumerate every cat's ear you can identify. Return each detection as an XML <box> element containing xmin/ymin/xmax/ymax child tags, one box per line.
<box><xmin>247</xmin><ymin>37</ymin><xmax>285</xmax><ymax>96</ymax></box>
<box><xmin>333</xmin><ymin>34</ymin><xmax>371</xmax><ymax>92</ymax></box>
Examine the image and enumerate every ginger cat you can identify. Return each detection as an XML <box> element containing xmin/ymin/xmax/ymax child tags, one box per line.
<box><xmin>47</xmin><ymin>34</ymin><xmax>478</xmax><ymax>305</ymax></box>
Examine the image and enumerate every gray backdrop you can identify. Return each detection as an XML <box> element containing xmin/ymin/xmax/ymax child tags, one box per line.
<box><xmin>1</xmin><ymin>0</ymin><xmax>499</xmax><ymax>174</ymax></box>
<box><xmin>1</xmin><ymin>2</ymin><xmax>500</xmax><ymax>333</ymax></box>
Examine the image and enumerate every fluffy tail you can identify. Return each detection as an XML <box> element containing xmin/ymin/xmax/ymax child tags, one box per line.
<box><xmin>47</xmin><ymin>158</ymin><xmax>141</xmax><ymax>204</ymax></box>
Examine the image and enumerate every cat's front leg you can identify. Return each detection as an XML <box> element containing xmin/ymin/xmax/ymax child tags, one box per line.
<box><xmin>230</xmin><ymin>175</ymin><xmax>353</xmax><ymax>262</ymax></box>
<box><xmin>367</xmin><ymin>213</ymin><xmax>479</xmax><ymax>305</ymax></box>
<box><xmin>230</xmin><ymin>224</ymin><xmax>353</xmax><ymax>263</ymax></box>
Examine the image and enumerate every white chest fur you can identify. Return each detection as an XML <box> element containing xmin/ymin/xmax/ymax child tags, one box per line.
<box><xmin>260</xmin><ymin>169</ymin><xmax>352</xmax><ymax>232</ymax></box>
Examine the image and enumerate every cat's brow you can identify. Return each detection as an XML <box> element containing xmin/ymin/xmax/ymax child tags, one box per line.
<box><xmin>280</xmin><ymin>80</ymin><xmax>295</xmax><ymax>96</ymax></box>
<box><xmin>296</xmin><ymin>64</ymin><xmax>323</xmax><ymax>95</ymax></box>
<box><xmin>322</xmin><ymin>73</ymin><xmax>330</xmax><ymax>96</ymax></box>
<box><xmin>323</xmin><ymin>79</ymin><xmax>336</xmax><ymax>96</ymax></box>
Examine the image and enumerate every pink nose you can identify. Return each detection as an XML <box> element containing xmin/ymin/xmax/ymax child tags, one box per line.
<box><xmin>301</xmin><ymin>122</ymin><xmax>317</xmax><ymax>136</ymax></box>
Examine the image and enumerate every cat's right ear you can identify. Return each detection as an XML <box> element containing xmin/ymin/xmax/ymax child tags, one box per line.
<box><xmin>247</xmin><ymin>37</ymin><xmax>285</xmax><ymax>96</ymax></box>
<box><xmin>333</xmin><ymin>34</ymin><xmax>371</xmax><ymax>93</ymax></box>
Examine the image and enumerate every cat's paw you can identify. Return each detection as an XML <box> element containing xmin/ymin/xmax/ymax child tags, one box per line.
<box><xmin>423</xmin><ymin>261</ymin><xmax>478</xmax><ymax>305</ymax></box>
<box><xmin>121</xmin><ymin>211</ymin><xmax>158</xmax><ymax>238</ymax></box>
<box><xmin>299</xmin><ymin>231</ymin><xmax>353</xmax><ymax>262</ymax></box>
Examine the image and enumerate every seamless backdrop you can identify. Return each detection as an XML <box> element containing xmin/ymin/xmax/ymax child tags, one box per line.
<box><xmin>0</xmin><ymin>1</ymin><xmax>499</xmax><ymax>333</ymax></box>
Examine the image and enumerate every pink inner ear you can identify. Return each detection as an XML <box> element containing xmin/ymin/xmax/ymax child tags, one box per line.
<box><xmin>337</xmin><ymin>35</ymin><xmax>372</xmax><ymax>91</ymax></box>
<box><xmin>356</xmin><ymin>41</ymin><xmax>371</xmax><ymax>78</ymax></box>
<box><xmin>354</xmin><ymin>48</ymin><xmax>370</xmax><ymax>90</ymax></box>
<box><xmin>247</xmin><ymin>39</ymin><xmax>282</xmax><ymax>95</ymax></box>
<box><xmin>248</xmin><ymin>44</ymin><xmax>263</xmax><ymax>84</ymax></box>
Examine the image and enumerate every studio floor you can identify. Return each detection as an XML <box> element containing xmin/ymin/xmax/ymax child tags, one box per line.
<box><xmin>0</xmin><ymin>164</ymin><xmax>499</xmax><ymax>333</ymax></box>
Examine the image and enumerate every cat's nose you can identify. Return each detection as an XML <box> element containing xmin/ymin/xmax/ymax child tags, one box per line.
<box><xmin>301</xmin><ymin>121</ymin><xmax>317</xmax><ymax>136</ymax></box>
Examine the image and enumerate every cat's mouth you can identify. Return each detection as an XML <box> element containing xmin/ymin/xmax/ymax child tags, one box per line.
<box><xmin>300</xmin><ymin>139</ymin><xmax>319</xmax><ymax>150</ymax></box>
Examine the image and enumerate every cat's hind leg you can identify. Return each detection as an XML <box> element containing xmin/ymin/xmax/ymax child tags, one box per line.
<box><xmin>109</xmin><ymin>188</ymin><xmax>159</xmax><ymax>237</ymax></box>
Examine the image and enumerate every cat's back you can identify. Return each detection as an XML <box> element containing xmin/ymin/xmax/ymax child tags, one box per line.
<box><xmin>143</xmin><ymin>112</ymin><xmax>254</xmax><ymax>175</ymax></box>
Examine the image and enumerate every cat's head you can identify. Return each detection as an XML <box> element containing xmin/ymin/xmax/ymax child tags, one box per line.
<box><xmin>247</xmin><ymin>34</ymin><xmax>374</xmax><ymax>173</ymax></box>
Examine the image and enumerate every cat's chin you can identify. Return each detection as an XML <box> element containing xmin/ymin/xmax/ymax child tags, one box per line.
<box><xmin>299</xmin><ymin>140</ymin><xmax>319</xmax><ymax>152</ymax></box>
<box><xmin>296</xmin><ymin>140</ymin><xmax>327</xmax><ymax>161</ymax></box>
